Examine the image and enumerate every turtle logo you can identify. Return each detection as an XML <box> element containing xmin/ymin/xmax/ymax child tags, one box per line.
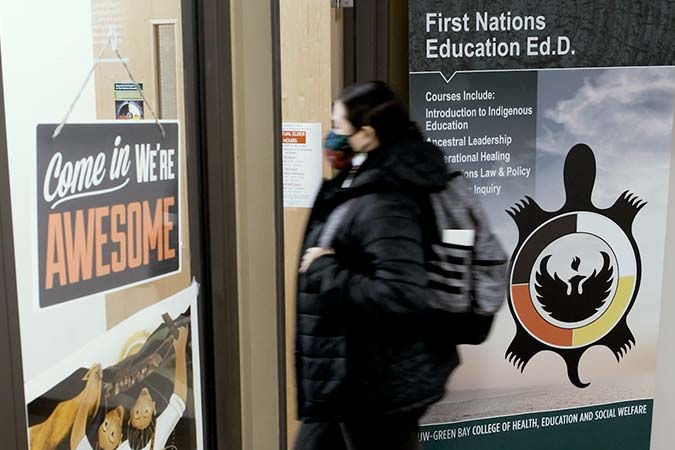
<box><xmin>506</xmin><ymin>144</ymin><xmax>644</xmax><ymax>388</ymax></box>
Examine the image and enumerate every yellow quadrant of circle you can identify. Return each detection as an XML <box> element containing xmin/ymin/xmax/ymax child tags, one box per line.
<box><xmin>573</xmin><ymin>276</ymin><xmax>635</xmax><ymax>347</ymax></box>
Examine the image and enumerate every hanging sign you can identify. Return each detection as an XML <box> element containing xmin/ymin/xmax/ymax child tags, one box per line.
<box><xmin>37</xmin><ymin>122</ymin><xmax>181</xmax><ymax>308</ymax></box>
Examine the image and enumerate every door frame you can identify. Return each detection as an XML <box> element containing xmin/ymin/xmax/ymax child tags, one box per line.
<box><xmin>342</xmin><ymin>0</ymin><xmax>409</xmax><ymax>102</ymax></box>
<box><xmin>182</xmin><ymin>0</ymin><xmax>287</xmax><ymax>448</ymax></box>
<box><xmin>0</xmin><ymin>39</ymin><xmax>30</xmax><ymax>450</ymax></box>
<box><xmin>271</xmin><ymin>0</ymin><xmax>288</xmax><ymax>447</ymax></box>
<box><xmin>182</xmin><ymin>0</ymin><xmax>244</xmax><ymax>448</ymax></box>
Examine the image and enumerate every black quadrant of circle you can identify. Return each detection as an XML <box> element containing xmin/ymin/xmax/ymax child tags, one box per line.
<box><xmin>512</xmin><ymin>214</ymin><xmax>577</xmax><ymax>285</ymax></box>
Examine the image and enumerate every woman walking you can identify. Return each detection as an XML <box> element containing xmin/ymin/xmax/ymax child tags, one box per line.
<box><xmin>295</xmin><ymin>81</ymin><xmax>459</xmax><ymax>450</ymax></box>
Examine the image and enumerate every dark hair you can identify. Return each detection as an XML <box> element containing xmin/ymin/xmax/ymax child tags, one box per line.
<box><xmin>127</xmin><ymin>414</ymin><xmax>157</xmax><ymax>450</ymax></box>
<box><xmin>338</xmin><ymin>81</ymin><xmax>423</xmax><ymax>146</ymax></box>
<box><xmin>124</xmin><ymin>382</ymin><xmax>169</xmax><ymax>450</ymax></box>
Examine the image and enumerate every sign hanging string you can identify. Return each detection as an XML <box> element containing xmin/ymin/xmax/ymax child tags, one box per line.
<box><xmin>52</xmin><ymin>36</ymin><xmax>166</xmax><ymax>139</ymax></box>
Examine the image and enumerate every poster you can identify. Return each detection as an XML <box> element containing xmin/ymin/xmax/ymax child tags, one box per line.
<box><xmin>282</xmin><ymin>123</ymin><xmax>323</xmax><ymax>208</ymax></box>
<box><xmin>25</xmin><ymin>283</ymin><xmax>204</xmax><ymax>450</ymax></box>
<box><xmin>409</xmin><ymin>1</ymin><xmax>675</xmax><ymax>449</ymax></box>
<box><xmin>37</xmin><ymin>122</ymin><xmax>181</xmax><ymax>308</ymax></box>
<box><xmin>115</xmin><ymin>83</ymin><xmax>145</xmax><ymax>120</ymax></box>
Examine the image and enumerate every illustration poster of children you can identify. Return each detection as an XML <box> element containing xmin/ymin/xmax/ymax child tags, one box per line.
<box><xmin>24</xmin><ymin>284</ymin><xmax>204</xmax><ymax>450</ymax></box>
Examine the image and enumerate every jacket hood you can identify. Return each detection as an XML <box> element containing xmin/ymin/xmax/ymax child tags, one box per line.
<box><xmin>353</xmin><ymin>140</ymin><xmax>448</xmax><ymax>193</ymax></box>
<box><xmin>384</xmin><ymin>140</ymin><xmax>448</xmax><ymax>190</ymax></box>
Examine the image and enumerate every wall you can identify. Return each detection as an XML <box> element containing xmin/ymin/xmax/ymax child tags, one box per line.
<box><xmin>279</xmin><ymin>1</ymin><xmax>341</xmax><ymax>446</ymax></box>
<box><xmin>650</xmin><ymin>112</ymin><xmax>675</xmax><ymax>449</ymax></box>
<box><xmin>230</xmin><ymin>0</ymin><xmax>281</xmax><ymax>449</ymax></box>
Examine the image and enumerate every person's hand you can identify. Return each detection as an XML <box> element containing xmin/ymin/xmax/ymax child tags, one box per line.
<box><xmin>299</xmin><ymin>247</ymin><xmax>335</xmax><ymax>273</ymax></box>
<box><xmin>81</xmin><ymin>363</ymin><xmax>102</xmax><ymax>418</ymax></box>
<box><xmin>173</xmin><ymin>326</ymin><xmax>189</xmax><ymax>353</ymax></box>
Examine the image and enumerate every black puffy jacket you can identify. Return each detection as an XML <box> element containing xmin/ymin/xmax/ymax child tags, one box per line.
<box><xmin>295</xmin><ymin>140</ymin><xmax>459</xmax><ymax>421</ymax></box>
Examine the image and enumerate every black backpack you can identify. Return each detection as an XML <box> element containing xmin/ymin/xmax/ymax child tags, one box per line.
<box><xmin>318</xmin><ymin>171</ymin><xmax>508</xmax><ymax>345</ymax></box>
<box><xmin>425</xmin><ymin>171</ymin><xmax>507</xmax><ymax>344</ymax></box>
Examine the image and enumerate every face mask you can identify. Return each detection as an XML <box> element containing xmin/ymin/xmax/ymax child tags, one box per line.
<box><xmin>324</xmin><ymin>130</ymin><xmax>354</xmax><ymax>170</ymax></box>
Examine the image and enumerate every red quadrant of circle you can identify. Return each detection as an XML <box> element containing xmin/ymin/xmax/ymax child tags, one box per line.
<box><xmin>512</xmin><ymin>284</ymin><xmax>573</xmax><ymax>346</ymax></box>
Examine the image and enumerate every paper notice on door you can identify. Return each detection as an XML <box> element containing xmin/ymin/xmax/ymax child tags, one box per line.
<box><xmin>282</xmin><ymin>123</ymin><xmax>323</xmax><ymax>208</ymax></box>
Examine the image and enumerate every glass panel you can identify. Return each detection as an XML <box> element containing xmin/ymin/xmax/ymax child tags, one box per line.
<box><xmin>0</xmin><ymin>1</ymin><xmax>205</xmax><ymax>449</ymax></box>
